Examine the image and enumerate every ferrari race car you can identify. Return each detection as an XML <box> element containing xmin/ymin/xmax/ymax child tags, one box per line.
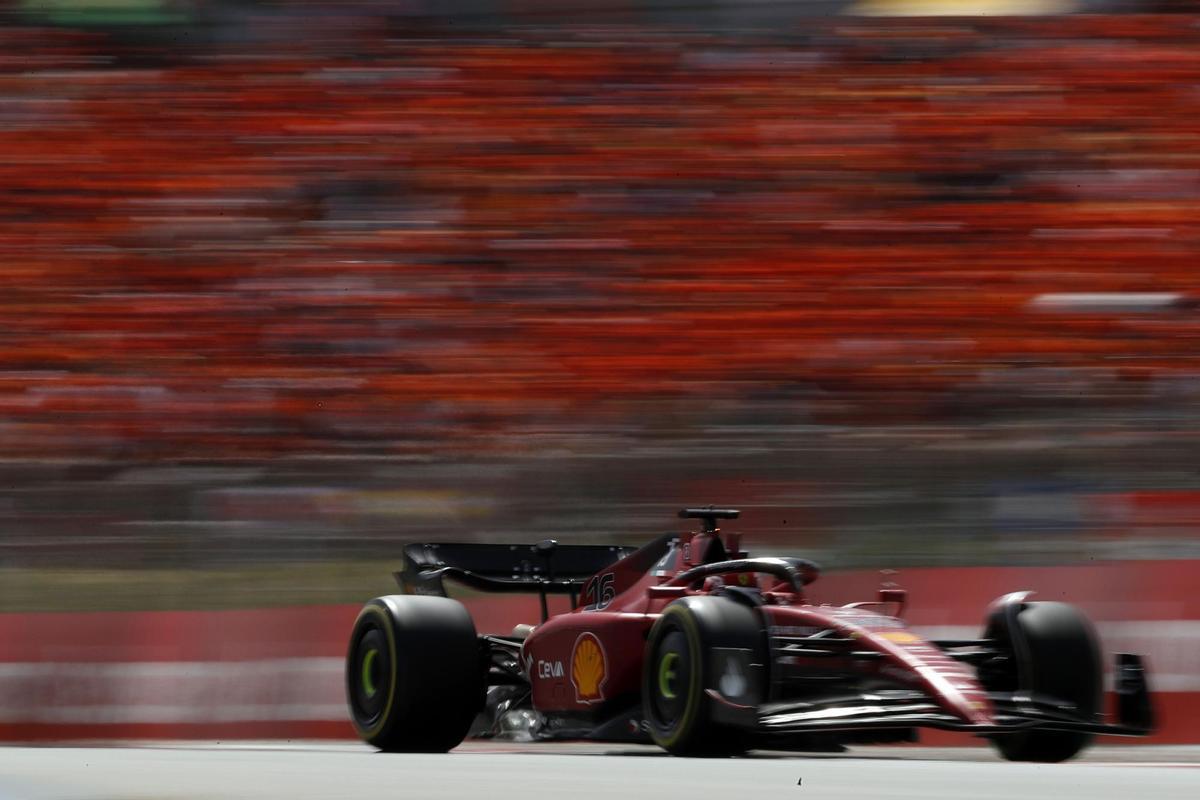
<box><xmin>345</xmin><ymin>508</ymin><xmax>1154</xmax><ymax>760</ymax></box>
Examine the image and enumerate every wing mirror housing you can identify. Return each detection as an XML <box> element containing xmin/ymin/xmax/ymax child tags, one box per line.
<box><xmin>878</xmin><ymin>587</ymin><xmax>907</xmax><ymax>617</ymax></box>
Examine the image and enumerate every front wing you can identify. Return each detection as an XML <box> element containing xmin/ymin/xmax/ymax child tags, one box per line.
<box><xmin>709</xmin><ymin>653</ymin><xmax>1155</xmax><ymax>738</ymax></box>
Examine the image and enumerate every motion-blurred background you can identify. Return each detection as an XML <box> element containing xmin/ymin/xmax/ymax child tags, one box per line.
<box><xmin>0</xmin><ymin>0</ymin><xmax>1197</xmax><ymax>743</ymax></box>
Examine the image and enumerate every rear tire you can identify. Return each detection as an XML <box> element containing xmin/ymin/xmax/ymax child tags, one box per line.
<box><xmin>984</xmin><ymin>601</ymin><xmax>1102</xmax><ymax>763</ymax></box>
<box><xmin>346</xmin><ymin>595</ymin><xmax>484</xmax><ymax>752</ymax></box>
<box><xmin>642</xmin><ymin>596</ymin><xmax>765</xmax><ymax>757</ymax></box>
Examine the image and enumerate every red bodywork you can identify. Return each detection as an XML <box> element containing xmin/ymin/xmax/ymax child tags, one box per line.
<box><xmin>519</xmin><ymin>529</ymin><xmax>994</xmax><ymax>728</ymax></box>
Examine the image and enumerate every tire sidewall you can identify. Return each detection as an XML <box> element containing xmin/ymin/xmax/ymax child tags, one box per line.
<box><xmin>642</xmin><ymin>595</ymin><xmax>765</xmax><ymax>756</ymax></box>
<box><xmin>346</xmin><ymin>600</ymin><xmax>403</xmax><ymax>742</ymax></box>
<box><xmin>643</xmin><ymin>603</ymin><xmax>706</xmax><ymax>750</ymax></box>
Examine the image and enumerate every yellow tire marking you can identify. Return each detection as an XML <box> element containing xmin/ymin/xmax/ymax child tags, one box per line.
<box><xmin>653</xmin><ymin>604</ymin><xmax>703</xmax><ymax>749</ymax></box>
<box><xmin>351</xmin><ymin>603</ymin><xmax>398</xmax><ymax>741</ymax></box>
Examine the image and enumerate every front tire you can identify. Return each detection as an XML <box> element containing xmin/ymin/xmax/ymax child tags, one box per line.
<box><xmin>346</xmin><ymin>595</ymin><xmax>484</xmax><ymax>752</ymax></box>
<box><xmin>642</xmin><ymin>596</ymin><xmax>765</xmax><ymax>757</ymax></box>
<box><xmin>984</xmin><ymin>600</ymin><xmax>1102</xmax><ymax>763</ymax></box>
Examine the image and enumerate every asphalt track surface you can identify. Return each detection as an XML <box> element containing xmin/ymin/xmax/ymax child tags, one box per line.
<box><xmin>1</xmin><ymin>742</ymin><xmax>1197</xmax><ymax>800</ymax></box>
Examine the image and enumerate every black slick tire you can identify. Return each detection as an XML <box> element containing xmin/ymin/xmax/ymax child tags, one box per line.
<box><xmin>345</xmin><ymin>595</ymin><xmax>484</xmax><ymax>752</ymax></box>
<box><xmin>641</xmin><ymin>596</ymin><xmax>764</xmax><ymax>757</ymax></box>
<box><xmin>986</xmin><ymin>600</ymin><xmax>1102</xmax><ymax>763</ymax></box>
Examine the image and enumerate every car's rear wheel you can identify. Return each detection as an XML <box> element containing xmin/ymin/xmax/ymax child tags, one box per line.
<box><xmin>983</xmin><ymin>600</ymin><xmax>1102</xmax><ymax>763</ymax></box>
<box><xmin>346</xmin><ymin>595</ymin><xmax>485</xmax><ymax>752</ymax></box>
<box><xmin>642</xmin><ymin>596</ymin><xmax>765</xmax><ymax>757</ymax></box>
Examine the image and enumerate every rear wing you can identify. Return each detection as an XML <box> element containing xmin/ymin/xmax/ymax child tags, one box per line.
<box><xmin>396</xmin><ymin>540</ymin><xmax>635</xmax><ymax>620</ymax></box>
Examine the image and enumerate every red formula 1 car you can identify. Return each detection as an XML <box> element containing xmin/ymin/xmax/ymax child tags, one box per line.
<box><xmin>345</xmin><ymin>508</ymin><xmax>1154</xmax><ymax>760</ymax></box>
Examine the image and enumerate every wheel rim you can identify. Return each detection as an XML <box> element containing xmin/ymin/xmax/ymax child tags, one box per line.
<box><xmin>362</xmin><ymin>649</ymin><xmax>379</xmax><ymax>698</ymax></box>
<box><xmin>649</xmin><ymin>628</ymin><xmax>691</xmax><ymax>728</ymax></box>
<box><xmin>658</xmin><ymin>652</ymin><xmax>679</xmax><ymax>699</ymax></box>
<box><xmin>349</xmin><ymin>626</ymin><xmax>391</xmax><ymax>727</ymax></box>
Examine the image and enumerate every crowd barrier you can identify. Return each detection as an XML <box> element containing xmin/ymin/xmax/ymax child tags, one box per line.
<box><xmin>1</xmin><ymin>560</ymin><xmax>1195</xmax><ymax>743</ymax></box>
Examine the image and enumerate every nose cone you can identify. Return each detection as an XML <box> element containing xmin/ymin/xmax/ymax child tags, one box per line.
<box><xmin>889</xmin><ymin>640</ymin><xmax>993</xmax><ymax>725</ymax></box>
<box><xmin>921</xmin><ymin>664</ymin><xmax>994</xmax><ymax>725</ymax></box>
<box><xmin>841</xmin><ymin>620</ymin><xmax>995</xmax><ymax>725</ymax></box>
<box><xmin>767</xmin><ymin>606</ymin><xmax>996</xmax><ymax>727</ymax></box>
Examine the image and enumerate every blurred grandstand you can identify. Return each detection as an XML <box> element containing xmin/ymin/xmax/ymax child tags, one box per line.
<box><xmin>2</xmin><ymin>0</ymin><xmax>1200</xmax><ymax>610</ymax></box>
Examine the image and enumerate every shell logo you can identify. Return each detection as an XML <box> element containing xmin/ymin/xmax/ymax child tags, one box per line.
<box><xmin>571</xmin><ymin>632</ymin><xmax>608</xmax><ymax>704</ymax></box>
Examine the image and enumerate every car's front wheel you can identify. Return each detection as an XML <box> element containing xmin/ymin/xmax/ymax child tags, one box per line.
<box><xmin>642</xmin><ymin>596</ymin><xmax>765</xmax><ymax>757</ymax></box>
<box><xmin>983</xmin><ymin>600</ymin><xmax>1102</xmax><ymax>763</ymax></box>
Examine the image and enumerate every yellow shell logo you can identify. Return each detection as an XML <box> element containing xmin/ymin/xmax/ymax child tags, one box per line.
<box><xmin>571</xmin><ymin>632</ymin><xmax>607</xmax><ymax>704</ymax></box>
